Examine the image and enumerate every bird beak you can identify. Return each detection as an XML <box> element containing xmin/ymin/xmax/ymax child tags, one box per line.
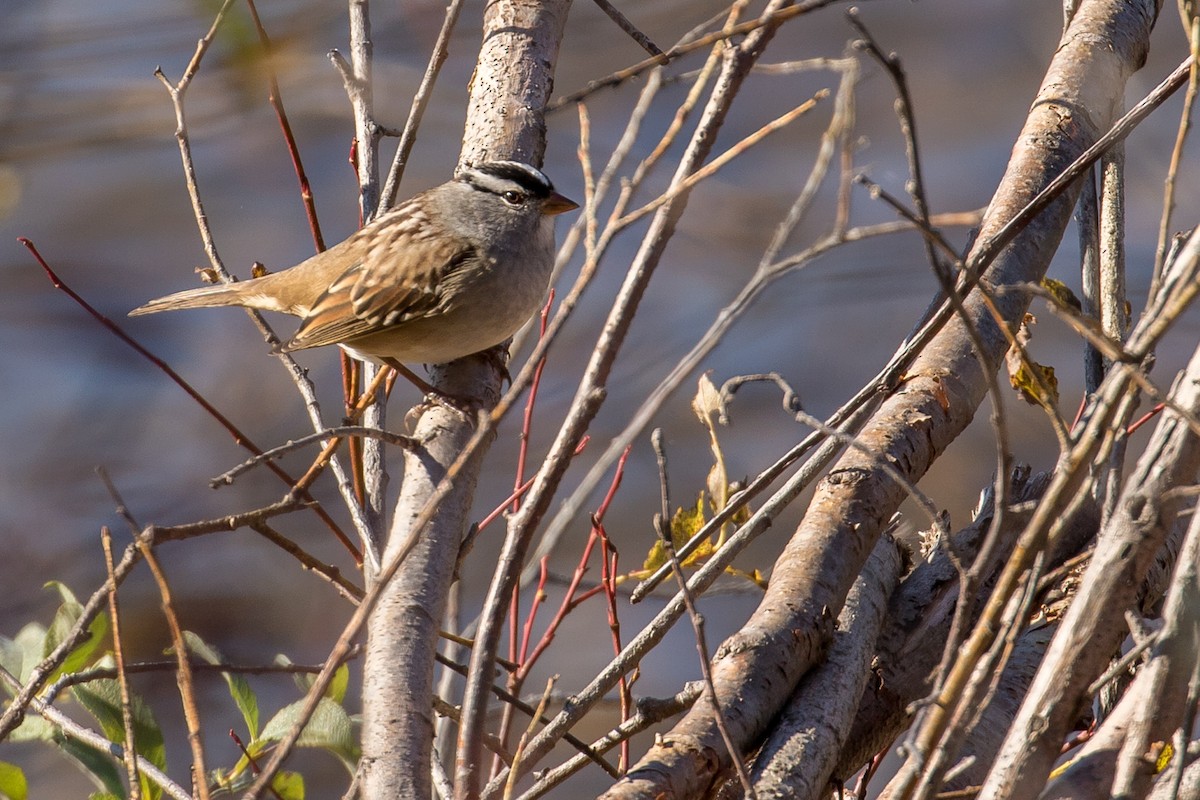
<box><xmin>542</xmin><ymin>192</ymin><xmax>580</xmax><ymax>216</ymax></box>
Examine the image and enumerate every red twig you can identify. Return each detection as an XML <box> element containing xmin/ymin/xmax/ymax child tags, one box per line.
<box><xmin>595</xmin><ymin>517</ymin><xmax>630</xmax><ymax>770</ymax></box>
<box><xmin>515</xmin><ymin>448</ymin><xmax>632</xmax><ymax>683</ymax></box>
<box><xmin>243</xmin><ymin>0</ymin><xmax>325</xmax><ymax>253</ymax></box>
<box><xmin>1126</xmin><ymin>402</ymin><xmax>1165</xmax><ymax>435</ymax></box>
<box><xmin>513</xmin><ymin>290</ymin><xmax>556</xmax><ymax>513</ymax></box>
<box><xmin>596</xmin><ymin>445</ymin><xmax>633</xmax><ymax>521</ymax></box>
<box><xmin>515</xmin><ymin>527</ymin><xmax>602</xmax><ymax>681</ymax></box>
<box><xmin>21</xmin><ymin>238</ymin><xmax>360</xmax><ymax>562</ymax></box>
<box><xmin>229</xmin><ymin>730</ymin><xmax>286</xmax><ymax>800</ymax></box>
<box><xmin>477</xmin><ymin>435</ymin><xmax>591</xmax><ymax>533</ymax></box>
<box><xmin>518</xmin><ymin>557</ymin><xmax>552</xmax><ymax>665</ymax></box>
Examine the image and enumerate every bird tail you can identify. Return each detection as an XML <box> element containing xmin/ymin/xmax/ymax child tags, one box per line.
<box><xmin>128</xmin><ymin>282</ymin><xmax>250</xmax><ymax>316</ymax></box>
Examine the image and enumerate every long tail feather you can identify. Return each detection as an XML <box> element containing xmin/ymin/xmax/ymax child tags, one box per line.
<box><xmin>128</xmin><ymin>283</ymin><xmax>247</xmax><ymax>316</ymax></box>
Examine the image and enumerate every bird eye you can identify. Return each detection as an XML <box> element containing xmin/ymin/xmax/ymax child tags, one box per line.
<box><xmin>502</xmin><ymin>190</ymin><xmax>526</xmax><ymax>206</ymax></box>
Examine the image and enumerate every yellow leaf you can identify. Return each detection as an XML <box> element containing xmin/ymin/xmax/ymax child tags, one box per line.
<box><xmin>1041</xmin><ymin>277</ymin><xmax>1082</xmax><ymax>312</ymax></box>
<box><xmin>1009</xmin><ymin>360</ymin><xmax>1059</xmax><ymax>409</ymax></box>
<box><xmin>639</xmin><ymin>539</ymin><xmax>668</xmax><ymax>575</ymax></box>
<box><xmin>725</xmin><ymin>566</ymin><xmax>769</xmax><ymax>590</ymax></box>
<box><xmin>1155</xmin><ymin>741</ymin><xmax>1174</xmax><ymax>773</ymax></box>
<box><xmin>1005</xmin><ymin>314</ymin><xmax>1059</xmax><ymax>409</ymax></box>
<box><xmin>670</xmin><ymin>493</ymin><xmax>707</xmax><ymax>548</ymax></box>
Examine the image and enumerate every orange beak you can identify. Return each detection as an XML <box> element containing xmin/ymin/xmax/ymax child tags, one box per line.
<box><xmin>542</xmin><ymin>191</ymin><xmax>580</xmax><ymax>216</ymax></box>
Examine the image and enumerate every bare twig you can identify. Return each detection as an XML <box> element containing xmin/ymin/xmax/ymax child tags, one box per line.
<box><xmin>380</xmin><ymin>0</ymin><xmax>467</xmax><ymax>208</ymax></box>
<box><xmin>212</xmin><ymin>425</ymin><xmax>419</xmax><ymax>487</ymax></box>
<box><xmin>513</xmin><ymin>685</ymin><xmax>702</xmax><ymax>800</ymax></box>
<box><xmin>98</xmin><ymin>472</ymin><xmax>214</xmax><ymax>800</ymax></box>
<box><xmin>1151</xmin><ymin>17</ymin><xmax>1200</xmax><ymax>297</ymax></box>
<box><xmin>617</xmin><ymin>90</ymin><xmax>829</xmax><ymax>227</ymax></box>
<box><xmin>651</xmin><ymin>429</ymin><xmax>756</xmax><ymax>797</ymax></box>
<box><xmin>102</xmin><ymin>527</ymin><xmax>142</xmax><ymax>800</ymax></box>
<box><xmin>248</xmin><ymin>523</ymin><xmax>364</xmax><ymax>602</ymax></box>
<box><xmin>589</xmin><ymin>0</ymin><xmax>663</xmax><ymax>56</ymax></box>
<box><xmin>504</xmin><ymin>677</ymin><xmax>558</xmax><ymax>800</ymax></box>
<box><xmin>19</xmin><ymin>237</ymin><xmax>358</xmax><ymax>561</ymax></box>
<box><xmin>551</xmin><ymin>0</ymin><xmax>849</xmax><ymax>109</ymax></box>
<box><xmin>140</xmin><ymin>542</ymin><xmax>211</xmax><ymax>800</ymax></box>
<box><xmin>244</xmin><ymin>0</ymin><xmax>326</xmax><ymax>251</ymax></box>
<box><xmin>153</xmin><ymin>0</ymin><xmax>376</xmax><ymax>562</ymax></box>
<box><xmin>46</xmin><ymin>656</ymin><xmax>351</xmax><ymax>702</ymax></box>
<box><xmin>0</xmin><ymin>666</ymin><xmax>193</xmax><ymax>800</ymax></box>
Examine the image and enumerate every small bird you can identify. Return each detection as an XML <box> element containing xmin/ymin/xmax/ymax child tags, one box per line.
<box><xmin>131</xmin><ymin>161</ymin><xmax>578</xmax><ymax>369</ymax></box>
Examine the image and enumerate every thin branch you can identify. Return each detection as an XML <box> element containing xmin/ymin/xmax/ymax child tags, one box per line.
<box><xmin>651</xmin><ymin>429</ymin><xmax>756</xmax><ymax>798</ymax></box>
<box><xmin>616</xmin><ymin>90</ymin><xmax>829</xmax><ymax>227</ymax></box>
<box><xmin>156</xmin><ymin>22</ymin><xmax>376</xmax><ymax>563</ymax></box>
<box><xmin>512</xmin><ymin>684</ymin><xmax>702</xmax><ymax>799</ymax></box>
<box><xmin>98</xmin><ymin>470</ymin><xmax>214</xmax><ymax>800</ymax></box>
<box><xmin>244</xmin><ymin>0</ymin><xmax>326</xmax><ymax>251</ymax></box>
<box><xmin>504</xmin><ymin>677</ymin><xmax>558</xmax><ymax>799</ymax></box>
<box><xmin>550</xmin><ymin>0</ymin><xmax>849</xmax><ymax>109</ymax></box>
<box><xmin>0</xmin><ymin>666</ymin><xmax>193</xmax><ymax>800</ymax></box>
<box><xmin>432</xmin><ymin>652</ymin><xmax>618</xmax><ymax>778</ymax></box>
<box><xmin>380</xmin><ymin>0</ymin><xmax>467</xmax><ymax>208</ymax></box>
<box><xmin>19</xmin><ymin>237</ymin><xmax>358</xmax><ymax>561</ymax></box>
<box><xmin>249</xmin><ymin>523</ymin><xmax>364</xmax><ymax>603</ymax></box>
<box><xmin>590</xmin><ymin>0</ymin><xmax>662</xmax><ymax>56</ymax></box>
<box><xmin>1151</xmin><ymin>18</ymin><xmax>1200</xmax><ymax>296</ymax></box>
<box><xmin>212</xmin><ymin>426</ymin><xmax>419</xmax><ymax>488</ymax></box>
<box><xmin>102</xmin><ymin>527</ymin><xmax>142</xmax><ymax>800</ymax></box>
<box><xmin>140</xmin><ymin>543</ymin><xmax>211</xmax><ymax>800</ymax></box>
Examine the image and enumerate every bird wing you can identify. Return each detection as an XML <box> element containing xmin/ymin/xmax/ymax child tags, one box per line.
<box><xmin>282</xmin><ymin>234</ymin><xmax>476</xmax><ymax>352</ymax></box>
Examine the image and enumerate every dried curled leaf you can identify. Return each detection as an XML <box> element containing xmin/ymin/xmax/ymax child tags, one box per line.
<box><xmin>1010</xmin><ymin>360</ymin><xmax>1059</xmax><ymax>408</ymax></box>
<box><xmin>693</xmin><ymin>373</ymin><xmax>731</xmax><ymax>515</ymax></box>
<box><xmin>1006</xmin><ymin>313</ymin><xmax>1060</xmax><ymax>409</ymax></box>
<box><xmin>623</xmin><ymin>377</ymin><xmax>767</xmax><ymax>590</ymax></box>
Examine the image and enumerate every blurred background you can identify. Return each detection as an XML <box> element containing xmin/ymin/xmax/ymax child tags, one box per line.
<box><xmin>1</xmin><ymin>0</ymin><xmax>1197</xmax><ymax>795</ymax></box>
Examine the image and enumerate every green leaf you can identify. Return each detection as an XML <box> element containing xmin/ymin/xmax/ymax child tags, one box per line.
<box><xmin>43</xmin><ymin>582</ymin><xmax>108</xmax><ymax>682</ymax></box>
<box><xmin>5</xmin><ymin>714</ymin><xmax>55</xmax><ymax>743</ymax></box>
<box><xmin>56</xmin><ymin>736</ymin><xmax>126</xmax><ymax>799</ymax></box>
<box><xmin>0</xmin><ymin>761</ymin><xmax>28</xmax><ymax>800</ymax></box>
<box><xmin>326</xmin><ymin>663</ymin><xmax>349</xmax><ymax>705</ymax></box>
<box><xmin>280</xmin><ymin>654</ymin><xmax>346</xmax><ymax>704</ymax></box>
<box><xmin>270</xmin><ymin>771</ymin><xmax>305</xmax><ymax>800</ymax></box>
<box><xmin>72</xmin><ymin>679</ymin><xmax>167</xmax><ymax>773</ymax></box>
<box><xmin>184</xmin><ymin>632</ymin><xmax>259</xmax><ymax>738</ymax></box>
<box><xmin>260</xmin><ymin>697</ymin><xmax>359</xmax><ymax>769</ymax></box>
<box><xmin>0</xmin><ymin>623</ymin><xmax>47</xmax><ymax>688</ymax></box>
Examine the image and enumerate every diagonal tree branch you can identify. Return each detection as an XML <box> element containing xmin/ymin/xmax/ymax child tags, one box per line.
<box><xmin>602</xmin><ymin>1</ymin><xmax>1163</xmax><ymax>797</ymax></box>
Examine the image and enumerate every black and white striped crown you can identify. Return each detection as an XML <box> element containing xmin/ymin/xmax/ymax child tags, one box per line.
<box><xmin>458</xmin><ymin>160</ymin><xmax>556</xmax><ymax>200</ymax></box>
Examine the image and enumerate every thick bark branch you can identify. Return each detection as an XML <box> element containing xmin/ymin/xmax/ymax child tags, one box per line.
<box><xmin>738</xmin><ymin>535</ymin><xmax>903</xmax><ymax>800</ymax></box>
<box><xmin>360</xmin><ymin>1</ymin><xmax>571</xmax><ymax>797</ymax></box>
<box><xmin>982</xmin><ymin>332</ymin><xmax>1200</xmax><ymax>799</ymax></box>
<box><xmin>835</xmin><ymin>471</ymin><xmax>1098</xmax><ymax>783</ymax></box>
<box><xmin>602</xmin><ymin>1</ymin><xmax>1159</xmax><ymax>797</ymax></box>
